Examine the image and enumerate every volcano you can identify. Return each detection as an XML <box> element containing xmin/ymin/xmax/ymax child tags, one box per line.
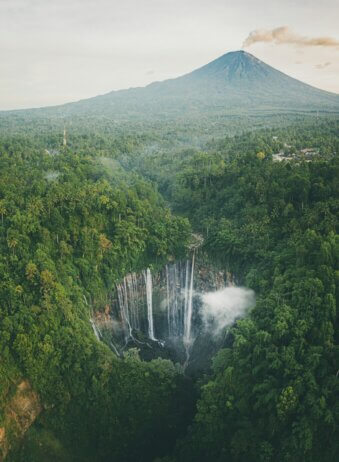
<box><xmin>2</xmin><ymin>51</ymin><xmax>339</xmax><ymax>119</ymax></box>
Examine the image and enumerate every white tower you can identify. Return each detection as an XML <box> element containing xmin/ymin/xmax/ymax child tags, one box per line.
<box><xmin>63</xmin><ymin>126</ymin><xmax>67</xmax><ymax>147</ymax></box>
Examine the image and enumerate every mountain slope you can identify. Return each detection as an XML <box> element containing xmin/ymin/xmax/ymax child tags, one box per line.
<box><xmin>2</xmin><ymin>51</ymin><xmax>339</xmax><ymax>120</ymax></box>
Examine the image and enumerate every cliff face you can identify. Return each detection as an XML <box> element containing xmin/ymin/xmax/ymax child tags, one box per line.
<box><xmin>0</xmin><ymin>381</ymin><xmax>41</xmax><ymax>461</ymax></box>
<box><xmin>90</xmin><ymin>258</ymin><xmax>237</xmax><ymax>366</ymax></box>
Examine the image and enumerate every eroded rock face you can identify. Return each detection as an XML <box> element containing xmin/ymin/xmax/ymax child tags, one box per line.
<box><xmin>90</xmin><ymin>259</ymin><xmax>237</xmax><ymax>367</ymax></box>
<box><xmin>0</xmin><ymin>429</ymin><xmax>6</xmax><ymax>461</ymax></box>
<box><xmin>0</xmin><ymin>380</ymin><xmax>41</xmax><ymax>461</ymax></box>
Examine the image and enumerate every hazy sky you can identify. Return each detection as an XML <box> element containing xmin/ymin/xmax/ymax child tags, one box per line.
<box><xmin>1</xmin><ymin>0</ymin><xmax>338</xmax><ymax>110</ymax></box>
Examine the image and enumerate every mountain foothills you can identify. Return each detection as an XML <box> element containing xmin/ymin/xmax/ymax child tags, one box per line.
<box><xmin>1</xmin><ymin>51</ymin><xmax>339</xmax><ymax>124</ymax></box>
<box><xmin>0</xmin><ymin>51</ymin><xmax>338</xmax><ymax>462</ymax></box>
<box><xmin>68</xmin><ymin>50</ymin><xmax>338</xmax><ymax>117</ymax></box>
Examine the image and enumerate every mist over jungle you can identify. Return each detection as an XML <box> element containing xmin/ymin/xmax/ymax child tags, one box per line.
<box><xmin>0</xmin><ymin>2</ymin><xmax>338</xmax><ymax>461</ymax></box>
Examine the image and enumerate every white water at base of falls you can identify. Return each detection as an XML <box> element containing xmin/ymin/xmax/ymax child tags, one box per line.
<box><xmin>144</xmin><ymin>268</ymin><xmax>156</xmax><ymax>341</ymax></box>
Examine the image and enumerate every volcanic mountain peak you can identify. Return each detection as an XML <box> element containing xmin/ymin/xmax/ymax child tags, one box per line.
<box><xmin>187</xmin><ymin>50</ymin><xmax>287</xmax><ymax>83</ymax></box>
<box><xmin>193</xmin><ymin>50</ymin><xmax>258</xmax><ymax>72</ymax></box>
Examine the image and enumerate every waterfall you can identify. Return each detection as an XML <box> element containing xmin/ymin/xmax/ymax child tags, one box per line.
<box><xmin>166</xmin><ymin>265</ymin><xmax>170</xmax><ymax>336</ymax></box>
<box><xmin>109</xmin><ymin>254</ymin><xmax>200</xmax><ymax>362</ymax></box>
<box><xmin>144</xmin><ymin>268</ymin><xmax>156</xmax><ymax>340</ymax></box>
<box><xmin>110</xmin><ymin>341</ymin><xmax>121</xmax><ymax>357</ymax></box>
<box><xmin>166</xmin><ymin>263</ymin><xmax>181</xmax><ymax>338</ymax></box>
<box><xmin>114</xmin><ymin>261</ymin><xmax>197</xmax><ymax>345</ymax></box>
<box><xmin>116</xmin><ymin>281</ymin><xmax>132</xmax><ymax>340</ymax></box>
<box><xmin>89</xmin><ymin>255</ymin><xmax>251</xmax><ymax>371</ymax></box>
<box><xmin>115</xmin><ymin>271</ymin><xmax>146</xmax><ymax>341</ymax></box>
<box><xmin>90</xmin><ymin>319</ymin><xmax>102</xmax><ymax>341</ymax></box>
<box><xmin>126</xmin><ymin>273</ymin><xmax>140</xmax><ymax>330</ymax></box>
<box><xmin>90</xmin><ymin>318</ymin><xmax>121</xmax><ymax>356</ymax></box>
<box><xmin>183</xmin><ymin>251</ymin><xmax>195</xmax><ymax>347</ymax></box>
<box><xmin>183</xmin><ymin>260</ymin><xmax>190</xmax><ymax>336</ymax></box>
<box><xmin>85</xmin><ymin>241</ymin><xmax>253</xmax><ymax>373</ymax></box>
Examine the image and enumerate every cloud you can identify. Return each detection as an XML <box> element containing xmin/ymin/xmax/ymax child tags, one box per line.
<box><xmin>201</xmin><ymin>287</ymin><xmax>255</xmax><ymax>336</ymax></box>
<box><xmin>243</xmin><ymin>26</ymin><xmax>339</xmax><ymax>49</ymax></box>
<box><xmin>315</xmin><ymin>62</ymin><xmax>331</xmax><ymax>69</ymax></box>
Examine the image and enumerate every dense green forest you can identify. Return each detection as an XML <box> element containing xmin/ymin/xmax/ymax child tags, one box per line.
<box><xmin>0</xmin><ymin>142</ymin><xmax>192</xmax><ymax>461</ymax></box>
<box><xmin>169</xmin><ymin>128</ymin><xmax>339</xmax><ymax>461</ymax></box>
<box><xmin>0</xmin><ymin>116</ymin><xmax>338</xmax><ymax>461</ymax></box>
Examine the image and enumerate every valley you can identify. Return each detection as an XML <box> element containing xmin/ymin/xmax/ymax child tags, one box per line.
<box><xmin>0</xmin><ymin>49</ymin><xmax>338</xmax><ymax>462</ymax></box>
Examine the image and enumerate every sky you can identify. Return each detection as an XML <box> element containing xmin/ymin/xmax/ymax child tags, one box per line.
<box><xmin>0</xmin><ymin>0</ymin><xmax>338</xmax><ymax>110</ymax></box>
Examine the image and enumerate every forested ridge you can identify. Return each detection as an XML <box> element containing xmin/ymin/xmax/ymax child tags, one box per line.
<box><xmin>169</xmin><ymin>134</ymin><xmax>339</xmax><ymax>461</ymax></box>
<box><xmin>0</xmin><ymin>116</ymin><xmax>338</xmax><ymax>461</ymax></box>
<box><xmin>0</xmin><ymin>142</ymin><xmax>191</xmax><ymax>461</ymax></box>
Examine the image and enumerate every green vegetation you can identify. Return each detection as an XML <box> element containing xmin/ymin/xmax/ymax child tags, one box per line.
<box><xmin>169</xmin><ymin>126</ymin><xmax>339</xmax><ymax>461</ymax></box>
<box><xmin>0</xmin><ymin>115</ymin><xmax>338</xmax><ymax>461</ymax></box>
<box><xmin>0</xmin><ymin>141</ymin><xmax>191</xmax><ymax>461</ymax></box>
